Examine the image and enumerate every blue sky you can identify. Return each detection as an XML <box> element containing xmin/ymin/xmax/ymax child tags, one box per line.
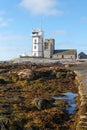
<box><xmin>0</xmin><ymin>0</ymin><xmax>87</xmax><ymax>60</ymax></box>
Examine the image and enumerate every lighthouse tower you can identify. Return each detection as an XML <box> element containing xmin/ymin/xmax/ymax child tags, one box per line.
<box><xmin>32</xmin><ymin>29</ymin><xmax>44</xmax><ymax>57</ymax></box>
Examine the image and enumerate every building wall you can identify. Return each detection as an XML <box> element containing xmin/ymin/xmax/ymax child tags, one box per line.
<box><xmin>31</xmin><ymin>29</ymin><xmax>77</xmax><ymax>59</ymax></box>
<box><xmin>44</xmin><ymin>39</ymin><xmax>55</xmax><ymax>58</ymax></box>
<box><xmin>32</xmin><ymin>29</ymin><xmax>44</xmax><ymax>57</ymax></box>
<box><xmin>53</xmin><ymin>54</ymin><xmax>76</xmax><ymax>59</ymax></box>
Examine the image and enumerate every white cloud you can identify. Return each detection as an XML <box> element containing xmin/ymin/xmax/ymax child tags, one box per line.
<box><xmin>0</xmin><ymin>10</ymin><xmax>13</xmax><ymax>28</ymax></box>
<box><xmin>19</xmin><ymin>0</ymin><xmax>63</xmax><ymax>16</ymax></box>
<box><xmin>0</xmin><ymin>16</ymin><xmax>13</xmax><ymax>28</ymax></box>
<box><xmin>0</xmin><ymin>34</ymin><xmax>30</xmax><ymax>42</ymax></box>
<box><xmin>0</xmin><ymin>35</ymin><xmax>25</xmax><ymax>41</ymax></box>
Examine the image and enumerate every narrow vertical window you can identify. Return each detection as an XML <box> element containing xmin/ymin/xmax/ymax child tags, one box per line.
<box><xmin>34</xmin><ymin>46</ymin><xmax>36</xmax><ymax>49</ymax></box>
<box><xmin>34</xmin><ymin>39</ymin><xmax>37</xmax><ymax>43</ymax></box>
<box><xmin>62</xmin><ymin>55</ymin><xmax>64</xmax><ymax>58</ymax></box>
<box><xmin>44</xmin><ymin>43</ymin><xmax>48</xmax><ymax>49</ymax></box>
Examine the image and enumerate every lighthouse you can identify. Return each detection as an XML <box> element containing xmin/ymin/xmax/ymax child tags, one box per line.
<box><xmin>32</xmin><ymin>29</ymin><xmax>44</xmax><ymax>57</ymax></box>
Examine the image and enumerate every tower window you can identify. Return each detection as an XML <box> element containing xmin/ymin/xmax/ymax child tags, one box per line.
<box><xmin>32</xmin><ymin>32</ymin><xmax>38</xmax><ymax>35</ymax></box>
<box><xmin>62</xmin><ymin>55</ymin><xmax>64</xmax><ymax>58</ymax></box>
<box><xmin>34</xmin><ymin>39</ymin><xmax>37</xmax><ymax>43</ymax></box>
<box><xmin>44</xmin><ymin>43</ymin><xmax>48</xmax><ymax>49</ymax></box>
<box><xmin>34</xmin><ymin>46</ymin><xmax>37</xmax><ymax>49</ymax></box>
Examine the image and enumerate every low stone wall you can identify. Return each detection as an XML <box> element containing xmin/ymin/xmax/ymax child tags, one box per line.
<box><xmin>75</xmin><ymin>71</ymin><xmax>87</xmax><ymax>130</ymax></box>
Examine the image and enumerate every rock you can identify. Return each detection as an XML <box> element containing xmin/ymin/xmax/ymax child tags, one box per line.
<box><xmin>55</xmin><ymin>100</ymin><xmax>70</xmax><ymax>108</ymax></box>
<box><xmin>56</xmin><ymin>72</ymin><xmax>66</xmax><ymax>79</ymax></box>
<box><xmin>34</xmin><ymin>70</ymin><xmax>52</xmax><ymax>79</ymax></box>
<box><xmin>65</xmin><ymin>64</ymin><xmax>70</xmax><ymax>68</ymax></box>
<box><xmin>0</xmin><ymin>120</ymin><xmax>9</xmax><ymax>130</ymax></box>
<box><xmin>50</xmin><ymin>72</ymin><xmax>56</xmax><ymax>78</ymax></box>
<box><xmin>32</xmin><ymin>98</ymin><xmax>52</xmax><ymax>110</ymax></box>
<box><xmin>26</xmin><ymin>126</ymin><xmax>39</xmax><ymax>130</ymax></box>
<box><xmin>0</xmin><ymin>78</ymin><xmax>6</xmax><ymax>84</ymax></box>
<box><xmin>9</xmin><ymin>121</ymin><xmax>23</xmax><ymax>130</ymax></box>
<box><xmin>80</xmin><ymin>105</ymin><xmax>87</xmax><ymax>115</ymax></box>
<box><xmin>18</xmin><ymin>69</ymin><xmax>34</xmax><ymax>80</ymax></box>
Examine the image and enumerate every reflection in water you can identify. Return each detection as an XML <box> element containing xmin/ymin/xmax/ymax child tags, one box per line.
<box><xmin>53</xmin><ymin>92</ymin><xmax>78</xmax><ymax>114</ymax></box>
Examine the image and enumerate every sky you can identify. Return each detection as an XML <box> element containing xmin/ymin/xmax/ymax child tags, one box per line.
<box><xmin>0</xmin><ymin>0</ymin><xmax>87</xmax><ymax>60</ymax></box>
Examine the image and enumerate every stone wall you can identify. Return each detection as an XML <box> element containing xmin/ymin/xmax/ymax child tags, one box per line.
<box><xmin>53</xmin><ymin>54</ymin><xmax>76</xmax><ymax>59</ymax></box>
<box><xmin>44</xmin><ymin>39</ymin><xmax>55</xmax><ymax>58</ymax></box>
<box><xmin>75</xmin><ymin>71</ymin><xmax>87</xmax><ymax>130</ymax></box>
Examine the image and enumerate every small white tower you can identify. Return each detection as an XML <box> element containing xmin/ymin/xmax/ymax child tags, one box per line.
<box><xmin>32</xmin><ymin>29</ymin><xmax>44</xmax><ymax>57</ymax></box>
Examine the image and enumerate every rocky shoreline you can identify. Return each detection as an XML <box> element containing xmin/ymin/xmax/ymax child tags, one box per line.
<box><xmin>0</xmin><ymin>62</ymin><xmax>78</xmax><ymax>130</ymax></box>
<box><xmin>74</xmin><ymin>63</ymin><xmax>87</xmax><ymax>130</ymax></box>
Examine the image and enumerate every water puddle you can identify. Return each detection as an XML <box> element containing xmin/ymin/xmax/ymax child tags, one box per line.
<box><xmin>53</xmin><ymin>92</ymin><xmax>78</xmax><ymax>114</ymax></box>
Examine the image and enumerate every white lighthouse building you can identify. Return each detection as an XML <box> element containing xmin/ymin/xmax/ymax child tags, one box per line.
<box><xmin>32</xmin><ymin>29</ymin><xmax>44</xmax><ymax>57</ymax></box>
<box><xmin>20</xmin><ymin>28</ymin><xmax>77</xmax><ymax>60</ymax></box>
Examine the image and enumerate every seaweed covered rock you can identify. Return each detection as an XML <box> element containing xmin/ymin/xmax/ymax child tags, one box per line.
<box><xmin>55</xmin><ymin>100</ymin><xmax>70</xmax><ymax>108</ymax></box>
<box><xmin>32</xmin><ymin>98</ymin><xmax>52</xmax><ymax>110</ymax></box>
<box><xmin>0</xmin><ymin>120</ymin><xmax>9</xmax><ymax>130</ymax></box>
<box><xmin>26</xmin><ymin>125</ymin><xmax>39</xmax><ymax>130</ymax></box>
<box><xmin>18</xmin><ymin>69</ymin><xmax>34</xmax><ymax>80</ymax></box>
<box><xmin>0</xmin><ymin>78</ymin><xmax>7</xmax><ymax>84</ymax></box>
<box><xmin>32</xmin><ymin>70</ymin><xmax>56</xmax><ymax>80</ymax></box>
<box><xmin>0</xmin><ymin>62</ymin><xmax>77</xmax><ymax>130</ymax></box>
<box><xmin>9</xmin><ymin>121</ymin><xmax>23</xmax><ymax>130</ymax></box>
<box><xmin>56</xmin><ymin>68</ymin><xmax>76</xmax><ymax>80</ymax></box>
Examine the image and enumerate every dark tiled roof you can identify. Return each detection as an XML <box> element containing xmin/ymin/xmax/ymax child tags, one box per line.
<box><xmin>54</xmin><ymin>49</ymin><xmax>77</xmax><ymax>55</ymax></box>
<box><xmin>78</xmin><ymin>52</ymin><xmax>87</xmax><ymax>59</ymax></box>
<box><xmin>78</xmin><ymin>52</ymin><xmax>87</xmax><ymax>56</ymax></box>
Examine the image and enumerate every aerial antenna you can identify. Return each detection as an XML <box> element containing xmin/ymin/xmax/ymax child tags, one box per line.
<box><xmin>40</xmin><ymin>17</ymin><xmax>43</xmax><ymax>31</ymax></box>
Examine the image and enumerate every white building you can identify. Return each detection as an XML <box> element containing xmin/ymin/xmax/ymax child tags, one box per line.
<box><xmin>32</xmin><ymin>29</ymin><xmax>44</xmax><ymax>57</ymax></box>
<box><xmin>31</xmin><ymin>28</ymin><xmax>77</xmax><ymax>60</ymax></box>
<box><xmin>20</xmin><ymin>28</ymin><xmax>77</xmax><ymax>60</ymax></box>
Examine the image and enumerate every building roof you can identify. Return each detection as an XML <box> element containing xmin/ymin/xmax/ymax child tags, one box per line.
<box><xmin>78</xmin><ymin>52</ymin><xmax>87</xmax><ymax>59</ymax></box>
<box><xmin>54</xmin><ymin>49</ymin><xmax>77</xmax><ymax>55</ymax></box>
<box><xmin>78</xmin><ymin>52</ymin><xmax>87</xmax><ymax>56</ymax></box>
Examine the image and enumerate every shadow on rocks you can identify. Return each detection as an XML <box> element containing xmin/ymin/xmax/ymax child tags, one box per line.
<box><xmin>32</xmin><ymin>98</ymin><xmax>52</xmax><ymax>110</ymax></box>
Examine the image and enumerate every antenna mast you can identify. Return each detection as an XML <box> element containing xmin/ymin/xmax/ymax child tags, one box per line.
<box><xmin>40</xmin><ymin>17</ymin><xmax>43</xmax><ymax>31</ymax></box>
